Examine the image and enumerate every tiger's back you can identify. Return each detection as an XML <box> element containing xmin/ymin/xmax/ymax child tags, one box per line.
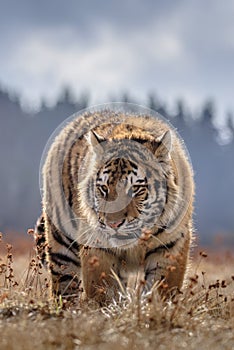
<box><xmin>37</xmin><ymin>109</ymin><xmax>194</xmax><ymax>303</ymax></box>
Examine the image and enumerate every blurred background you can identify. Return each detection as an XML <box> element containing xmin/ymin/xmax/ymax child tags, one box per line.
<box><xmin>0</xmin><ymin>0</ymin><xmax>233</xmax><ymax>247</ymax></box>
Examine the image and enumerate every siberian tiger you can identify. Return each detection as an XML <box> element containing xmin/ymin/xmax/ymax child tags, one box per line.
<box><xmin>35</xmin><ymin>106</ymin><xmax>194</xmax><ymax>304</ymax></box>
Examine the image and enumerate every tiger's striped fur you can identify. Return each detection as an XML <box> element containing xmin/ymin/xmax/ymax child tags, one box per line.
<box><xmin>36</xmin><ymin>109</ymin><xmax>194</xmax><ymax>303</ymax></box>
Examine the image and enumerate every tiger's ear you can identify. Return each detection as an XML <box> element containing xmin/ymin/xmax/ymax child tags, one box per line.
<box><xmin>87</xmin><ymin>130</ymin><xmax>105</xmax><ymax>154</ymax></box>
<box><xmin>153</xmin><ymin>130</ymin><xmax>172</xmax><ymax>160</ymax></box>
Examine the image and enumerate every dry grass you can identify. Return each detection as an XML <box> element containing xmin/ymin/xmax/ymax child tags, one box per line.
<box><xmin>0</xmin><ymin>233</ymin><xmax>234</xmax><ymax>350</ymax></box>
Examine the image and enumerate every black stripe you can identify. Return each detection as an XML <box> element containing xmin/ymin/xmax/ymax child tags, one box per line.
<box><xmin>67</xmin><ymin>184</ymin><xmax>73</xmax><ymax>208</ymax></box>
<box><xmin>63</xmin><ymin>138</ymin><xmax>78</xmax><ymax>209</ymax></box>
<box><xmin>61</xmin><ymin>127</ymin><xmax>76</xmax><ymax>168</ymax></box>
<box><xmin>136</xmin><ymin>179</ymin><xmax>146</xmax><ymax>184</ymax></box>
<box><xmin>155</xmin><ymin>226</ymin><xmax>167</xmax><ymax>235</ymax></box>
<box><xmin>165</xmin><ymin>185</ymin><xmax>169</xmax><ymax>204</ymax></box>
<box><xmin>67</xmin><ymin>158</ymin><xmax>79</xmax><ymax>229</ymax></box>
<box><xmin>145</xmin><ymin>239</ymin><xmax>179</xmax><ymax>260</ymax></box>
<box><xmin>131</xmin><ymin>138</ymin><xmax>148</xmax><ymax>145</ymax></box>
<box><xmin>50</xmin><ymin>252</ymin><xmax>80</xmax><ymax>267</ymax></box>
<box><xmin>51</xmin><ymin>225</ymin><xmax>75</xmax><ymax>253</ymax></box>
<box><xmin>36</xmin><ymin>219</ymin><xmax>45</xmax><ymax>233</ymax></box>
<box><xmin>63</xmin><ymin>234</ymin><xmax>80</xmax><ymax>252</ymax></box>
<box><xmin>56</xmin><ymin>128</ymin><xmax>77</xmax><ymax>213</ymax></box>
<box><xmin>49</xmin><ymin>209</ymin><xmax>79</xmax><ymax>256</ymax></box>
<box><xmin>51</xmin><ymin>225</ymin><xmax>68</xmax><ymax>246</ymax></box>
<box><xmin>135</xmin><ymin>189</ymin><xmax>146</xmax><ymax>196</ymax></box>
<box><xmin>59</xmin><ymin>274</ymin><xmax>78</xmax><ymax>283</ymax></box>
<box><xmin>50</xmin><ymin>270</ymin><xmax>75</xmax><ymax>283</ymax></box>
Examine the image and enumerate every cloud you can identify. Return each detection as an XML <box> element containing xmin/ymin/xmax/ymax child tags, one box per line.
<box><xmin>0</xmin><ymin>0</ymin><xmax>233</xmax><ymax>117</ymax></box>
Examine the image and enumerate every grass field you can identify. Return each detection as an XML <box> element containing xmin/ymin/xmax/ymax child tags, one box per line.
<box><xmin>0</xmin><ymin>233</ymin><xmax>233</xmax><ymax>350</ymax></box>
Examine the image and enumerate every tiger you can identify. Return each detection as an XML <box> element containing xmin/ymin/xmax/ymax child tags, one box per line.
<box><xmin>35</xmin><ymin>106</ymin><xmax>194</xmax><ymax>304</ymax></box>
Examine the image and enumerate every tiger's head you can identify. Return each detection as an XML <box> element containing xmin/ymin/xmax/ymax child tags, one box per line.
<box><xmin>78</xmin><ymin>128</ymin><xmax>178</xmax><ymax>248</ymax></box>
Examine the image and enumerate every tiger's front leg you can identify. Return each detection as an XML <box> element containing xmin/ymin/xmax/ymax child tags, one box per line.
<box><xmin>144</xmin><ymin>237</ymin><xmax>190</xmax><ymax>295</ymax></box>
<box><xmin>80</xmin><ymin>248</ymin><xmax>122</xmax><ymax>305</ymax></box>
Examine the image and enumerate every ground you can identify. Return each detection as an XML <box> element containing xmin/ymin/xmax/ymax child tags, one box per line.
<box><xmin>0</xmin><ymin>233</ymin><xmax>233</xmax><ymax>350</ymax></box>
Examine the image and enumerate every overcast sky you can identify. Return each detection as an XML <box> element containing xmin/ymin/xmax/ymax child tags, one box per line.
<box><xmin>0</xmin><ymin>0</ymin><xmax>234</xmax><ymax>121</ymax></box>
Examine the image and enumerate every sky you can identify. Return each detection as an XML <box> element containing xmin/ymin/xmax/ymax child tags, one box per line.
<box><xmin>0</xmin><ymin>0</ymin><xmax>234</xmax><ymax>122</ymax></box>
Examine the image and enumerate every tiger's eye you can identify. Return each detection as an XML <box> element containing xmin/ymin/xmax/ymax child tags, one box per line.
<box><xmin>102</xmin><ymin>184</ymin><xmax>108</xmax><ymax>191</ymax></box>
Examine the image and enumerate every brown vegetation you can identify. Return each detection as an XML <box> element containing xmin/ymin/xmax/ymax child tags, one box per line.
<box><xmin>0</xmin><ymin>232</ymin><xmax>234</xmax><ymax>350</ymax></box>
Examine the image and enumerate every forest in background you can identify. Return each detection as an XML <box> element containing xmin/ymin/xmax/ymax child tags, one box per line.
<box><xmin>0</xmin><ymin>86</ymin><xmax>234</xmax><ymax>246</ymax></box>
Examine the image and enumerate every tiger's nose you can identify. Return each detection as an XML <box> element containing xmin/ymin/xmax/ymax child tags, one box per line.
<box><xmin>107</xmin><ymin>219</ymin><xmax>124</xmax><ymax>229</ymax></box>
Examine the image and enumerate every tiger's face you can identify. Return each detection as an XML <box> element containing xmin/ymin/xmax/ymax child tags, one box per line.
<box><xmin>79</xmin><ymin>127</ymin><xmax>176</xmax><ymax>247</ymax></box>
<box><xmin>96</xmin><ymin>158</ymin><xmax>148</xmax><ymax>227</ymax></box>
<box><xmin>94</xmin><ymin>155</ymin><xmax>168</xmax><ymax>238</ymax></box>
<box><xmin>79</xmin><ymin>129</ymin><xmax>174</xmax><ymax>247</ymax></box>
